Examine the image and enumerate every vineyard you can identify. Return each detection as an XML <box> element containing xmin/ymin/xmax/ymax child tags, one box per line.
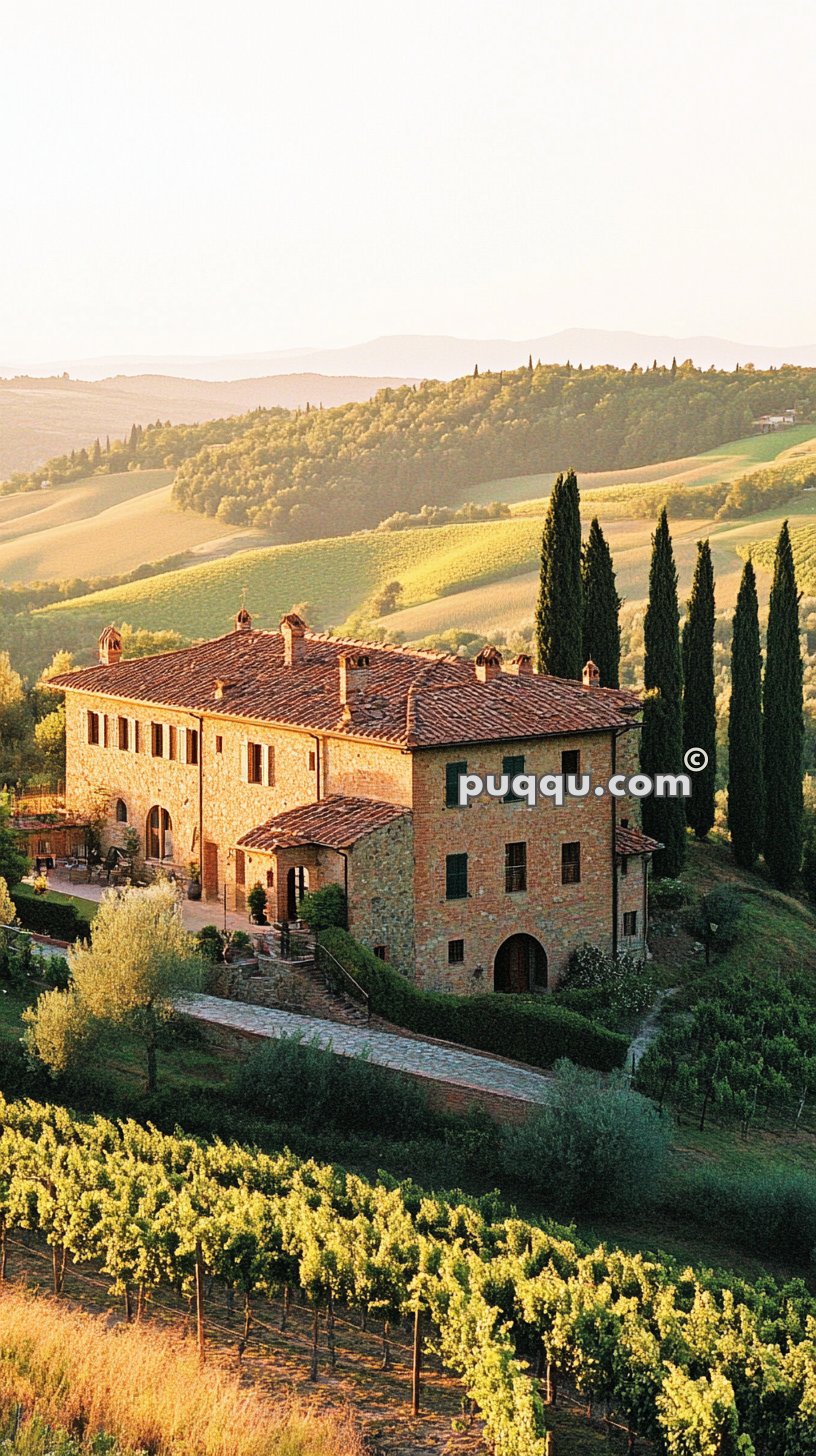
<box><xmin>747</xmin><ymin>520</ymin><xmax>816</xmax><ymax>595</ymax></box>
<box><xmin>0</xmin><ymin>1097</ymin><xmax>814</xmax><ymax>1455</ymax></box>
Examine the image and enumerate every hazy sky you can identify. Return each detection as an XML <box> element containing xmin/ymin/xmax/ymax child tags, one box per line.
<box><xmin>3</xmin><ymin>0</ymin><xmax>815</xmax><ymax>362</ymax></box>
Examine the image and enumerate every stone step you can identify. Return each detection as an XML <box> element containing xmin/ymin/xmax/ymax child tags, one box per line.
<box><xmin>229</xmin><ymin>954</ymin><xmax>370</xmax><ymax>1027</ymax></box>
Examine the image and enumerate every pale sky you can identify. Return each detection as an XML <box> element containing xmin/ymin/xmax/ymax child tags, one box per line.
<box><xmin>2</xmin><ymin>0</ymin><xmax>815</xmax><ymax>362</ymax></box>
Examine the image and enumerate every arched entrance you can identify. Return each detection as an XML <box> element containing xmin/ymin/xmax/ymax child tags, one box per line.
<box><xmin>494</xmin><ymin>934</ymin><xmax>547</xmax><ymax>993</ymax></box>
<box><xmin>286</xmin><ymin>865</ymin><xmax>310</xmax><ymax>920</ymax></box>
<box><xmin>146</xmin><ymin>806</ymin><xmax>173</xmax><ymax>862</ymax></box>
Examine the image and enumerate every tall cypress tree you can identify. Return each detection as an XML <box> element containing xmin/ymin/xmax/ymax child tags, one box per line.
<box><xmin>728</xmin><ymin>558</ymin><xmax>764</xmax><ymax>868</ymax></box>
<box><xmin>763</xmin><ymin>521</ymin><xmax>803</xmax><ymax>889</ymax></box>
<box><xmin>682</xmin><ymin>540</ymin><xmax>716</xmax><ymax>838</ymax></box>
<box><xmin>534</xmin><ymin>469</ymin><xmax>582</xmax><ymax>679</ymax></box>
<box><xmin>641</xmin><ymin>509</ymin><xmax>686</xmax><ymax>876</ymax></box>
<box><xmin>581</xmin><ymin>517</ymin><xmax>621</xmax><ymax>687</ymax></box>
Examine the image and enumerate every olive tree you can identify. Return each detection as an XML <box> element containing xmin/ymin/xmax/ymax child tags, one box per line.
<box><xmin>24</xmin><ymin>880</ymin><xmax>203</xmax><ymax>1091</ymax></box>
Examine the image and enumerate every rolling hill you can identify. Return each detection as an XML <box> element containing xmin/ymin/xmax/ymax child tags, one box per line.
<box><xmin>0</xmin><ymin>370</ymin><xmax>413</xmax><ymax>478</ymax></box>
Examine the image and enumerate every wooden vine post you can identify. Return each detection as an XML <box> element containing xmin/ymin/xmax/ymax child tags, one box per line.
<box><xmin>194</xmin><ymin>1239</ymin><xmax>206</xmax><ymax>1363</ymax></box>
<box><xmin>411</xmin><ymin>1303</ymin><xmax>422</xmax><ymax>1417</ymax></box>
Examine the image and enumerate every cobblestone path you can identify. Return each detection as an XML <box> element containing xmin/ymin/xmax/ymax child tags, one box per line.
<box><xmin>179</xmin><ymin>993</ymin><xmax>554</xmax><ymax>1106</ymax></box>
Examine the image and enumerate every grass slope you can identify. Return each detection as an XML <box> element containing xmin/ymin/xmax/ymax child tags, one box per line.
<box><xmin>746</xmin><ymin>518</ymin><xmax>816</xmax><ymax>593</ymax></box>
<box><xmin>0</xmin><ymin>470</ymin><xmax>264</xmax><ymax>584</ymax></box>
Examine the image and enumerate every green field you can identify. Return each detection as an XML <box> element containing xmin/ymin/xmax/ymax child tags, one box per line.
<box><xmin>746</xmin><ymin>517</ymin><xmax>816</xmax><ymax>594</ymax></box>
<box><xmin>0</xmin><ymin>469</ymin><xmax>267</xmax><ymax>584</ymax></box>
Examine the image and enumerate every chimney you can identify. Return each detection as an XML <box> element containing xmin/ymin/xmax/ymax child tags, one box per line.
<box><xmin>98</xmin><ymin>626</ymin><xmax>122</xmax><ymax>666</ymax></box>
<box><xmin>234</xmin><ymin>604</ymin><xmax>252</xmax><ymax>631</ymax></box>
<box><xmin>213</xmin><ymin>678</ymin><xmax>233</xmax><ymax>701</ymax></box>
<box><xmin>280</xmin><ymin>611</ymin><xmax>307</xmax><ymax>666</ymax></box>
<box><xmin>505</xmin><ymin>653</ymin><xmax>533</xmax><ymax>676</ymax></box>
<box><xmin>474</xmin><ymin>645</ymin><xmax>503</xmax><ymax>683</ymax></box>
<box><xmin>582</xmin><ymin>658</ymin><xmax>601</xmax><ymax>688</ymax></box>
<box><xmin>339</xmin><ymin>652</ymin><xmax>370</xmax><ymax>705</ymax></box>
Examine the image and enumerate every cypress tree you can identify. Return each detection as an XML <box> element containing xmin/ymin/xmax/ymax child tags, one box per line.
<box><xmin>535</xmin><ymin>469</ymin><xmax>582</xmax><ymax>679</ymax></box>
<box><xmin>728</xmin><ymin>558</ymin><xmax>764</xmax><ymax>867</ymax></box>
<box><xmin>763</xmin><ymin>521</ymin><xmax>803</xmax><ymax>889</ymax></box>
<box><xmin>581</xmin><ymin>517</ymin><xmax>621</xmax><ymax>687</ymax></box>
<box><xmin>641</xmin><ymin>509</ymin><xmax>685</xmax><ymax>875</ymax></box>
<box><xmin>682</xmin><ymin>540</ymin><xmax>716</xmax><ymax>838</ymax></box>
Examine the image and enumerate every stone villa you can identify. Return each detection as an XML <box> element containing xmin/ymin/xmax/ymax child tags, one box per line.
<box><xmin>50</xmin><ymin>611</ymin><xmax>658</xmax><ymax>993</ymax></box>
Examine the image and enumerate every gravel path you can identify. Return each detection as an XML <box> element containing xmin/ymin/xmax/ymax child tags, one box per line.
<box><xmin>179</xmin><ymin>993</ymin><xmax>555</xmax><ymax>1106</ymax></box>
<box><xmin>626</xmin><ymin>987</ymin><xmax>677</xmax><ymax>1070</ymax></box>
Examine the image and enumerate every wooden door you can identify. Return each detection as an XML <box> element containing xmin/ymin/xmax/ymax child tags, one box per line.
<box><xmin>203</xmin><ymin>842</ymin><xmax>219</xmax><ymax>900</ymax></box>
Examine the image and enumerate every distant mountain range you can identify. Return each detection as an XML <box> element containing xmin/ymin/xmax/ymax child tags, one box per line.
<box><xmin>6</xmin><ymin>328</ymin><xmax>816</xmax><ymax>383</ymax></box>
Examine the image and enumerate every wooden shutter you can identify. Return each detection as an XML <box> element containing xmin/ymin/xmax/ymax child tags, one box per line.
<box><xmin>263</xmin><ymin>744</ymin><xmax>274</xmax><ymax>786</ymax></box>
<box><xmin>241</xmin><ymin>740</ymin><xmax>249</xmax><ymax>782</ymax></box>
<box><xmin>179</xmin><ymin>727</ymin><xmax>187</xmax><ymax>764</ymax></box>
<box><xmin>102</xmin><ymin>714</ymin><xmax>109</xmax><ymax>748</ymax></box>
<box><xmin>128</xmin><ymin>718</ymin><xmax>137</xmax><ymax>752</ymax></box>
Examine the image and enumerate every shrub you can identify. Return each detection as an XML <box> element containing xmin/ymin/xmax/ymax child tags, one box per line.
<box><xmin>501</xmin><ymin>1060</ymin><xmax>672</xmax><ymax>1213</ymax></box>
<box><xmin>230</xmin><ymin>1034</ymin><xmax>436</xmax><ymax>1136</ymax></box>
<box><xmin>560</xmin><ymin>942</ymin><xmax>656</xmax><ymax>1014</ymax></box>
<box><xmin>11</xmin><ymin>888</ymin><xmax>85</xmax><ymax>943</ymax></box>
<box><xmin>246</xmin><ymin>882</ymin><xmax>268</xmax><ymax>923</ymax></box>
<box><xmin>662</xmin><ymin>1164</ymin><xmax>816</xmax><ymax>1265</ymax></box>
<box><xmin>195</xmin><ymin>925</ymin><xmax>225</xmax><ymax>962</ymax></box>
<box><xmin>298</xmin><ymin>883</ymin><xmax>347</xmax><ymax>932</ymax></box>
<box><xmin>318</xmin><ymin>928</ymin><xmax>628</xmax><ymax>1072</ymax></box>
<box><xmin>649</xmin><ymin>877</ymin><xmax>689</xmax><ymax>912</ymax></box>
<box><xmin>686</xmin><ymin>884</ymin><xmax>743</xmax><ymax>952</ymax></box>
<box><xmin>225</xmin><ymin>929</ymin><xmax>254</xmax><ymax>961</ymax></box>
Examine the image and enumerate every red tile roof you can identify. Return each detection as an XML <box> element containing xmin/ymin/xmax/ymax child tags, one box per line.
<box><xmin>615</xmin><ymin>824</ymin><xmax>662</xmax><ymax>857</ymax></box>
<box><xmin>237</xmin><ymin>795</ymin><xmax>410</xmax><ymax>851</ymax></box>
<box><xmin>49</xmin><ymin>628</ymin><xmax>640</xmax><ymax>749</ymax></box>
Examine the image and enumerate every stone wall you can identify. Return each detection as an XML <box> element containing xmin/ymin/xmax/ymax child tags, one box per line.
<box><xmin>347</xmin><ymin>816</ymin><xmax>415</xmax><ymax>976</ymax></box>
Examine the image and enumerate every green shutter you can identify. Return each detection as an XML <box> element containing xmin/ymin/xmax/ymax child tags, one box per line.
<box><xmin>445</xmin><ymin>853</ymin><xmax>468</xmax><ymax>899</ymax></box>
<box><xmin>445</xmin><ymin>759</ymin><xmax>468</xmax><ymax>807</ymax></box>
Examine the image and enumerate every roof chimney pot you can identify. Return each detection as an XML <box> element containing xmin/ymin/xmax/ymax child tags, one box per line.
<box><xmin>582</xmin><ymin>659</ymin><xmax>601</xmax><ymax>689</ymax></box>
<box><xmin>98</xmin><ymin>626</ymin><xmax>122</xmax><ymax>666</ymax></box>
<box><xmin>505</xmin><ymin>653</ymin><xmax>533</xmax><ymax>676</ymax></box>
<box><xmin>280</xmin><ymin>611</ymin><xmax>307</xmax><ymax>666</ymax></box>
<box><xmin>339</xmin><ymin>652</ymin><xmax>370</xmax><ymax>705</ymax></box>
<box><xmin>474</xmin><ymin>645</ymin><xmax>503</xmax><ymax>683</ymax></box>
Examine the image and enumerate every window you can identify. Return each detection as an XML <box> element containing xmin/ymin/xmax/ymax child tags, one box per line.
<box><xmin>117</xmin><ymin>716</ymin><xmax>129</xmax><ymax>750</ymax></box>
<box><xmin>446</xmin><ymin>852</ymin><xmax>468</xmax><ymax>900</ymax></box>
<box><xmin>185</xmin><ymin>728</ymin><xmax>199</xmax><ymax>765</ymax></box>
<box><xmin>115</xmin><ymin>799</ymin><xmax>128</xmax><ymax>824</ymax></box>
<box><xmin>561</xmin><ymin>841</ymin><xmax>581</xmax><ymax>884</ymax></box>
<box><xmin>373</xmin><ymin>944</ymin><xmax>388</xmax><ymax>961</ymax></box>
<box><xmin>37</xmin><ymin>838</ymin><xmax>48</xmax><ymax>856</ymax></box>
<box><xmin>151</xmin><ymin>722</ymin><xmax>164</xmax><ymax>758</ymax></box>
<box><xmin>503</xmin><ymin>753</ymin><xmax>525</xmax><ymax>801</ymax></box>
<box><xmin>620</xmin><ymin>855</ymin><xmax>629</xmax><ymax>877</ymax></box>
<box><xmin>561</xmin><ymin>748</ymin><xmax>580</xmax><ymax>777</ymax></box>
<box><xmin>620</xmin><ymin>817</ymin><xmax>629</xmax><ymax>829</ymax></box>
<box><xmin>147</xmin><ymin>806</ymin><xmax>173</xmax><ymax>861</ymax></box>
<box><xmin>505</xmin><ymin>841</ymin><xmax>527</xmax><ymax>893</ymax></box>
<box><xmin>215</xmin><ymin>735</ymin><xmax>223</xmax><ymax>754</ymax></box>
<box><xmin>445</xmin><ymin>759</ymin><xmax>467</xmax><ymax>808</ymax></box>
<box><xmin>247</xmin><ymin>742</ymin><xmax>263</xmax><ymax>784</ymax></box>
<box><xmin>87</xmin><ymin>711</ymin><xmax>101</xmax><ymax>746</ymax></box>
<box><xmin>448</xmin><ymin>939</ymin><xmax>464</xmax><ymax>964</ymax></box>
<box><xmin>308</xmin><ymin>750</ymin><xmax>316</xmax><ymax>772</ymax></box>
<box><xmin>623</xmin><ymin>911</ymin><xmax>638</xmax><ymax>937</ymax></box>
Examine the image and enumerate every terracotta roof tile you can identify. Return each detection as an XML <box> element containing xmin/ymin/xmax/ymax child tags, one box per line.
<box><xmin>237</xmin><ymin>795</ymin><xmax>410</xmax><ymax>851</ymax></box>
<box><xmin>616</xmin><ymin>824</ymin><xmax>662</xmax><ymax>856</ymax></box>
<box><xmin>49</xmin><ymin>628</ymin><xmax>639</xmax><ymax>749</ymax></box>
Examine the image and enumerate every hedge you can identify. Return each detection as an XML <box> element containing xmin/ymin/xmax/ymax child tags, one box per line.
<box><xmin>318</xmin><ymin>928</ymin><xmax>628</xmax><ymax>1072</ymax></box>
<box><xmin>10</xmin><ymin>888</ymin><xmax>86</xmax><ymax>944</ymax></box>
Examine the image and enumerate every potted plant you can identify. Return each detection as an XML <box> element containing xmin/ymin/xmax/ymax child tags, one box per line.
<box><xmin>32</xmin><ymin>873</ymin><xmax>48</xmax><ymax>897</ymax></box>
<box><xmin>187</xmin><ymin>860</ymin><xmax>202</xmax><ymax>901</ymax></box>
<box><xmin>247</xmin><ymin>881</ymin><xmax>268</xmax><ymax>925</ymax></box>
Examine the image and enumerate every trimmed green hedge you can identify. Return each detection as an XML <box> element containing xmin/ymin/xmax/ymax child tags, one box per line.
<box><xmin>10</xmin><ymin>888</ymin><xmax>86</xmax><ymax>944</ymax></box>
<box><xmin>318</xmin><ymin>928</ymin><xmax>628</xmax><ymax>1072</ymax></box>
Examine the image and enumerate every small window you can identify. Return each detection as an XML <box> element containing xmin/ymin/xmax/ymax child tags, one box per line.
<box><xmin>445</xmin><ymin>759</ymin><xmax>468</xmax><ymax>808</ymax></box>
<box><xmin>623</xmin><ymin>910</ymin><xmax>638</xmax><ymax>937</ymax></box>
<box><xmin>151</xmin><ymin>722</ymin><xmax>163</xmax><ymax>758</ymax></box>
<box><xmin>561</xmin><ymin>748</ymin><xmax>580</xmax><ymax>777</ymax></box>
<box><xmin>620</xmin><ymin>817</ymin><xmax>629</xmax><ymax>829</ymax></box>
<box><xmin>115</xmin><ymin>799</ymin><xmax>128</xmax><ymax>824</ymax></box>
<box><xmin>448</xmin><ymin>939</ymin><xmax>464</xmax><ymax>964</ymax></box>
<box><xmin>446</xmin><ymin>852</ymin><xmax>468</xmax><ymax>900</ymax></box>
<box><xmin>117</xmin><ymin>716</ymin><xmax>129</xmax><ymax>751</ymax></box>
<box><xmin>308</xmin><ymin>750</ymin><xmax>316</xmax><ymax>772</ymax></box>
<box><xmin>216</xmin><ymin>735</ymin><xmax>223</xmax><ymax>754</ymax></box>
<box><xmin>505</xmin><ymin>841</ymin><xmax>527</xmax><ymax>893</ymax></box>
<box><xmin>620</xmin><ymin>855</ymin><xmax>629</xmax><ymax>878</ymax></box>
<box><xmin>186</xmin><ymin>728</ymin><xmax>199</xmax><ymax>764</ymax></box>
<box><xmin>168</xmin><ymin>725</ymin><xmax>177</xmax><ymax>761</ymax></box>
<box><xmin>373</xmin><ymin>944</ymin><xmax>388</xmax><ymax>961</ymax></box>
<box><xmin>562</xmin><ymin>841</ymin><xmax>581</xmax><ymax>885</ymax></box>
<box><xmin>247</xmin><ymin>742</ymin><xmax>263</xmax><ymax>784</ymax></box>
<box><xmin>37</xmin><ymin>838</ymin><xmax>48</xmax><ymax>855</ymax></box>
<box><xmin>503</xmin><ymin>753</ymin><xmax>525</xmax><ymax>801</ymax></box>
<box><xmin>87</xmin><ymin>711</ymin><xmax>101</xmax><ymax>746</ymax></box>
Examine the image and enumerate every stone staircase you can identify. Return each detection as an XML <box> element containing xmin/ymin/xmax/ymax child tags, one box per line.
<box><xmin>219</xmin><ymin>950</ymin><xmax>370</xmax><ymax>1028</ymax></box>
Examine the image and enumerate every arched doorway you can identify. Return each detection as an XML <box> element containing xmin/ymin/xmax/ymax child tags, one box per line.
<box><xmin>494</xmin><ymin>934</ymin><xmax>547</xmax><ymax>993</ymax></box>
<box><xmin>146</xmin><ymin>806</ymin><xmax>173</xmax><ymax>861</ymax></box>
<box><xmin>286</xmin><ymin>865</ymin><xmax>310</xmax><ymax>920</ymax></box>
